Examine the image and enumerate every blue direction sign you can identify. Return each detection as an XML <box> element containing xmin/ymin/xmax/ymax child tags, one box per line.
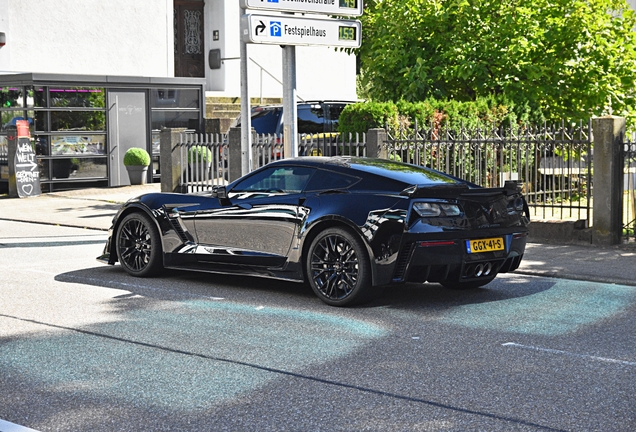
<box><xmin>240</xmin><ymin>0</ymin><xmax>363</xmax><ymax>17</ymax></box>
<box><xmin>242</xmin><ymin>14</ymin><xmax>361</xmax><ymax>48</ymax></box>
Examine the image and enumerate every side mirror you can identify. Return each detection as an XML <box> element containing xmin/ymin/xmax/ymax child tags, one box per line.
<box><xmin>212</xmin><ymin>185</ymin><xmax>227</xmax><ymax>199</ymax></box>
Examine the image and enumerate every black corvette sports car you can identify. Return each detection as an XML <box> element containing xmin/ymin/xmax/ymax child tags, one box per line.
<box><xmin>98</xmin><ymin>157</ymin><xmax>529</xmax><ymax>306</ymax></box>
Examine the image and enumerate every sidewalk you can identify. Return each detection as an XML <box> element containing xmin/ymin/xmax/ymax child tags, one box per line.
<box><xmin>1</xmin><ymin>185</ymin><xmax>635</xmax><ymax>287</ymax></box>
<box><xmin>0</xmin><ymin>184</ymin><xmax>161</xmax><ymax>231</ymax></box>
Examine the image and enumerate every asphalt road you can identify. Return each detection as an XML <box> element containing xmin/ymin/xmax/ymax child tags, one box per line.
<box><xmin>0</xmin><ymin>221</ymin><xmax>634</xmax><ymax>432</ymax></box>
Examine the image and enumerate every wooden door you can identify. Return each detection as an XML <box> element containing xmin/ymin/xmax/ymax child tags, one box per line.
<box><xmin>174</xmin><ymin>1</ymin><xmax>205</xmax><ymax>77</ymax></box>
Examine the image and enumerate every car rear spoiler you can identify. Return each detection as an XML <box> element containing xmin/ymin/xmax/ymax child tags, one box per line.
<box><xmin>400</xmin><ymin>181</ymin><xmax>521</xmax><ymax>200</ymax></box>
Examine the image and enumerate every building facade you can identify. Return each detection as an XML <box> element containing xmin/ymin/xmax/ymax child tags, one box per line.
<box><xmin>0</xmin><ymin>0</ymin><xmax>357</xmax><ymax>192</ymax></box>
<box><xmin>0</xmin><ymin>0</ymin><xmax>357</xmax><ymax>101</ymax></box>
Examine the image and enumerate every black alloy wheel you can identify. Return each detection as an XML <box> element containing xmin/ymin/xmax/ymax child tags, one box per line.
<box><xmin>116</xmin><ymin>212</ymin><xmax>163</xmax><ymax>277</ymax></box>
<box><xmin>307</xmin><ymin>227</ymin><xmax>374</xmax><ymax>306</ymax></box>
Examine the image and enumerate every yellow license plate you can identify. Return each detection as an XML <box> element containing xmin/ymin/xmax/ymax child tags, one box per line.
<box><xmin>467</xmin><ymin>237</ymin><xmax>504</xmax><ymax>253</ymax></box>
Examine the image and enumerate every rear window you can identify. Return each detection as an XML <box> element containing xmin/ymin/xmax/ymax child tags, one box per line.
<box><xmin>351</xmin><ymin>159</ymin><xmax>461</xmax><ymax>186</ymax></box>
<box><xmin>249</xmin><ymin>108</ymin><xmax>281</xmax><ymax>134</ymax></box>
<box><xmin>298</xmin><ymin>105</ymin><xmax>325</xmax><ymax>134</ymax></box>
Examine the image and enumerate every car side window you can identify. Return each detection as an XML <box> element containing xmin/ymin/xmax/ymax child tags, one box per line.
<box><xmin>305</xmin><ymin>169</ymin><xmax>360</xmax><ymax>191</ymax></box>
<box><xmin>298</xmin><ymin>105</ymin><xmax>324</xmax><ymax>134</ymax></box>
<box><xmin>230</xmin><ymin>167</ymin><xmax>315</xmax><ymax>198</ymax></box>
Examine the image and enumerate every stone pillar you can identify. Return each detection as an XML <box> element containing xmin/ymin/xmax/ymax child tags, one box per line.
<box><xmin>592</xmin><ymin>116</ymin><xmax>625</xmax><ymax>245</ymax></box>
<box><xmin>366</xmin><ymin>128</ymin><xmax>388</xmax><ymax>159</ymax></box>
<box><xmin>160</xmin><ymin>127</ymin><xmax>187</xmax><ymax>193</ymax></box>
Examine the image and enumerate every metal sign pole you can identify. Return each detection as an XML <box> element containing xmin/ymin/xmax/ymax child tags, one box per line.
<box><xmin>282</xmin><ymin>44</ymin><xmax>298</xmax><ymax>159</ymax></box>
<box><xmin>240</xmin><ymin>2</ymin><xmax>363</xmax><ymax>164</ymax></box>
<box><xmin>240</xmin><ymin>5</ymin><xmax>252</xmax><ymax>176</ymax></box>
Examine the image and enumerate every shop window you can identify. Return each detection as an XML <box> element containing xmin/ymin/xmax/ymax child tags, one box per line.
<box><xmin>70</xmin><ymin>158</ymin><xmax>107</xmax><ymax>179</ymax></box>
<box><xmin>35</xmin><ymin>136</ymin><xmax>49</xmax><ymax>156</ymax></box>
<box><xmin>49</xmin><ymin>87</ymin><xmax>105</xmax><ymax>108</ymax></box>
<box><xmin>44</xmin><ymin>157</ymin><xmax>107</xmax><ymax>180</ymax></box>
<box><xmin>35</xmin><ymin>111</ymin><xmax>49</xmax><ymax>132</ymax></box>
<box><xmin>0</xmin><ymin>135</ymin><xmax>8</xmax><ymax>167</ymax></box>
<box><xmin>49</xmin><ymin>135</ymin><xmax>106</xmax><ymax>156</ymax></box>
<box><xmin>152</xmin><ymin>130</ymin><xmax>160</xmax><ymax>155</ymax></box>
<box><xmin>151</xmin><ymin>110</ymin><xmax>200</xmax><ymax>130</ymax></box>
<box><xmin>151</xmin><ymin>88</ymin><xmax>200</xmax><ymax>108</ymax></box>
<box><xmin>51</xmin><ymin>111</ymin><xmax>106</xmax><ymax>132</ymax></box>
<box><xmin>34</xmin><ymin>87</ymin><xmax>47</xmax><ymax>107</ymax></box>
<box><xmin>0</xmin><ymin>87</ymin><xmax>25</xmax><ymax>109</ymax></box>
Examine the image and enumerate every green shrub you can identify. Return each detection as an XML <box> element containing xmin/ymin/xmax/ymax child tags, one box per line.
<box><xmin>123</xmin><ymin>147</ymin><xmax>150</xmax><ymax>166</ymax></box>
<box><xmin>340</xmin><ymin>96</ymin><xmax>547</xmax><ymax>134</ymax></box>
<box><xmin>187</xmin><ymin>145</ymin><xmax>213</xmax><ymax>164</ymax></box>
<box><xmin>397</xmin><ymin>97</ymin><xmax>519</xmax><ymax>129</ymax></box>
<box><xmin>338</xmin><ymin>101</ymin><xmax>400</xmax><ymax>136</ymax></box>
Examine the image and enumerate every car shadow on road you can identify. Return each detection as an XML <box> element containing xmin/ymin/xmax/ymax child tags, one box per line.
<box><xmin>368</xmin><ymin>274</ymin><xmax>557</xmax><ymax>311</ymax></box>
<box><xmin>56</xmin><ymin>265</ymin><xmax>555</xmax><ymax>313</ymax></box>
<box><xmin>55</xmin><ymin>264</ymin><xmax>318</xmax><ymax>309</ymax></box>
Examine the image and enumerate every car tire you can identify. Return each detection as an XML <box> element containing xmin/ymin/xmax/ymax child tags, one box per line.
<box><xmin>116</xmin><ymin>212</ymin><xmax>163</xmax><ymax>277</ymax></box>
<box><xmin>306</xmin><ymin>227</ymin><xmax>376</xmax><ymax>306</ymax></box>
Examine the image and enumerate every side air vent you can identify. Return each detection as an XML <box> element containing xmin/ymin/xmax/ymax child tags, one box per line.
<box><xmin>393</xmin><ymin>242</ymin><xmax>415</xmax><ymax>282</ymax></box>
<box><xmin>169</xmin><ymin>218</ymin><xmax>190</xmax><ymax>243</ymax></box>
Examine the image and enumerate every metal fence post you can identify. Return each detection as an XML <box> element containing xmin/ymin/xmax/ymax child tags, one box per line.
<box><xmin>366</xmin><ymin>128</ymin><xmax>388</xmax><ymax>159</ymax></box>
<box><xmin>228</xmin><ymin>127</ymin><xmax>244</xmax><ymax>182</ymax></box>
<box><xmin>592</xmin><ymin>116</ymin><xmax>625</xmax><ymax>245</ymax></box>
<box><xmin>160</xmin><ymin>127</ymin><xmax>187</xmax><ymax>193</ymax></box>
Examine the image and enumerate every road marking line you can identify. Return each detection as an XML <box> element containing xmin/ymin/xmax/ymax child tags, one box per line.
<box><xmin>0</xmin><ymin>419</ymin><xmax>41</xmax><ymax>432</ymax></box>
<box><xmin>0</xmin><ymin>235</ymin><xmax>107</xmax><ymax>248</ymax></box>
<box><xmin>503</xmin><ymin>342</ymin><xmax>636</xmax><ymax>366</ymax></box>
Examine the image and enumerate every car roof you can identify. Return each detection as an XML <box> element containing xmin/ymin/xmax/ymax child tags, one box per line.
<box><xmin>268</xmin><ymin>157</ymin><xmax>464</xmax><ymax>187</ymax></box>
<box><xmin>251</xmin><ymin>101</ymin><xmax>356</xmax><ymax>110</ymax></box>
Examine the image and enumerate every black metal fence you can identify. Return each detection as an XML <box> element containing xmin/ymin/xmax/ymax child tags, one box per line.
<box><xmin>178</xmin><ymin>132</ymin><xmax>368</xmax><ymax>192</ymax></box>
<box><xmin>385</xmin><ymin>121</ymin><xmax>593</xmax><ymax>224</ymax></box>
<box><xmin>624</xmin><ymin>133</ymin><xmax>636</xmax><ymax>243</ymax></box>
<box><xmin>178</xmin><ymin>133</ymin><xmax>228</xmax><ymax>193</ymax></box>
<box><xmin>176</xmin><ymin>123</ymin><xmax>600</xmax><ymax>228</ymax></box>
<box><xmin>0</xmin><ymin>138</ymin><xmax>7</xmax><ymax>189</ymax></box>
<box><xmin>252</xmin><ymin>133</ymin><xmax>367</xmax><ymax>169</ymax></box>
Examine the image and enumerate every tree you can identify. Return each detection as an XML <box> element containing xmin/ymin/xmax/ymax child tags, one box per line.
<box><xmin>358</xmin><ymin>0</ymin><xmax>636</xmax><ymax>123</ymax></box>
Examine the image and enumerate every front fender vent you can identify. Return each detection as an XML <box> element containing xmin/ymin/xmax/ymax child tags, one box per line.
<box><xmin>169</xmin><ymin>218</ymin><xmax>191</xmax><ymax>243</ymax></box>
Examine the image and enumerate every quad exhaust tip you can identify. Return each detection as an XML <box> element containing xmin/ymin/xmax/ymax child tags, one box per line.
<box><xmin>474</xmin><ymin>262</ymin><xmax>493</xmax><ymax>277</ymax></box>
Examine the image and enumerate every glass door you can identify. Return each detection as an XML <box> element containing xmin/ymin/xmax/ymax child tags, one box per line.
<box><xmin>107</xmin><ymin>91</ymin><xmax>149</xmax><ymax>186</ymax></box>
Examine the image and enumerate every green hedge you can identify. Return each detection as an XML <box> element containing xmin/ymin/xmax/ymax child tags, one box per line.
<box><xmin>337</xmin><ymin>102</ymin><xmax>399</xmax><ymax>138</ymax></box>
<box><xmin>338</xmin><ymin>97</ymin><xmax>546</xmax><ymax>135</ymax></box>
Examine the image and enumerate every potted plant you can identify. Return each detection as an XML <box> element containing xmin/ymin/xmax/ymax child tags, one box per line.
<box><xmin>123</xmin><ymin>147</ymin><xmax>151</xmax><ymax>185</ymax></box>
<box><xmin>186</xmin><ymin>145</ymin><xmax>213</xmax><ymax>180</ymax></box>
